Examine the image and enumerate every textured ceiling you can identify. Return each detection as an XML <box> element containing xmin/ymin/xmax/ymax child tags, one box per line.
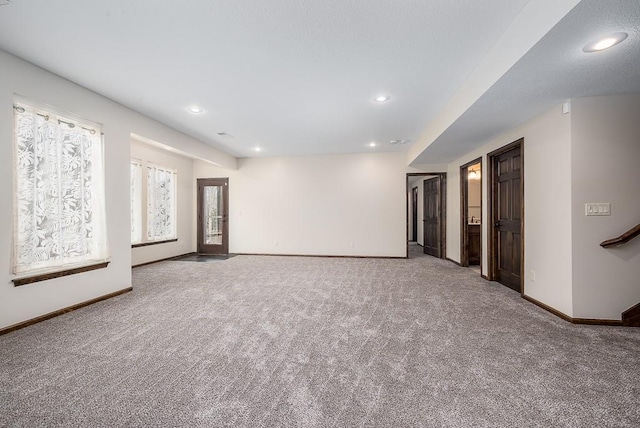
<box><xmin>413</xmin><ymin>0</ymin><xmax>640</xmax><ymax>164</ymax></box>
<box><xmin>0</xmin><ymin>0</ymin><xmax>530</xmax><ymax>158</ymax></box>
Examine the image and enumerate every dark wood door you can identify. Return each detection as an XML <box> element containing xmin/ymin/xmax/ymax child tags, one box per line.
<box><xmin>423</xmin><ymin>177</ymin><xmax>441</xmax><ymax>257</ymax></box>
<box><xmin>197</xmin><ymin>178</ymin><xmax>229</xmax><ymax>255</ymax></box>
<box><xmin>493</xmin><ymin>145</ymin><xmax>522</xmax><ymax>292</ymax></box>
<box><xmin>412</xmin><ymin>187</ymin><xmax>418</xmax><ymax>241</ymax></box>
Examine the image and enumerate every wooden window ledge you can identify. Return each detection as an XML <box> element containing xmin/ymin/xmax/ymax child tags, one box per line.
<box><xmin>12</xmin><ymin>261</ymin><xmax>110</xmax><ymax>287</ymax></box>
<box><xmin>132</xmin><ymin>238</ymin><xmax>178</xmax><ymax>248</ymax></box>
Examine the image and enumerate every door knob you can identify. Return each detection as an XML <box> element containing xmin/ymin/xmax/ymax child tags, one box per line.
<box><xmin>494</xmin><ymin>222</ymin><xmax>500</xmax><ymax>227</ymax></box>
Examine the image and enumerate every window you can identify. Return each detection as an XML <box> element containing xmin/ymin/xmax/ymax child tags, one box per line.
<box><xmin>146</xmin><ymin>163</ymin><xmax>177</xmax><ymax>241</ymax></box>
<box><xmin>130</xmin><ymin>159</ymin><xmax>142</xmax><ymax>244</ymax></box>
<box><xmin>13</xmin><ymin>100</ymin><xmax>108</xmax><ymax>275</ymax></box>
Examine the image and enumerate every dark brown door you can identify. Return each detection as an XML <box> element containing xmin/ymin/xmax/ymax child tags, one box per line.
<box><xmin>197</xmin><ymin>178</ymin><xmax>229</xmax><ymax>255</ymax></box>
<box><xmin>492</xmin><ymin>144</ymin><xmax>523</xmax><ymax>292</ymax></box>
<box><xmin>423</xmin><ymin>177</ymin><xmax>442</xmax><ymax>257</ymax></box>
<box><xmin>412</xmin><ymin>187</ymin><xmax>418</xmax><ymax>241</ymax></box>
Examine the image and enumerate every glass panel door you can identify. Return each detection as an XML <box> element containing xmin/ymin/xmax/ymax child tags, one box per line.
<box><xmin>197</xmin><ymin>178</ymin><xmax>228</xmax><ymax>254</ymax></box>
<box><xmin>203</xmin><ymin>185</ymin><xmax>223</xmax><ymax>245</ymax></box>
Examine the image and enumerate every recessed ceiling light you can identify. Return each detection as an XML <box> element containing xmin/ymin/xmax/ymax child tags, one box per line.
<box><xmin>373</xmin><ymin>95</ymin><xmax>390</xmax><ymax>103</ymax></box>
<box><xmin>583</xmin><ymin>32</ymin><xmax>628</xmax><ymax>53</ymax></box>
<box><xmin>187</xmin><ymin>105</ymin><xmax>203</xmax><ymax>114</ymax></box>
<box><xmin>369</xmin><ymin>142</ymin><xmax>377</xmax><ymax>147</ymax></box>
<box><xmin>254</xmin><ymin>147</ymin><xmax>262</xmax><ymax>152</ymax></box>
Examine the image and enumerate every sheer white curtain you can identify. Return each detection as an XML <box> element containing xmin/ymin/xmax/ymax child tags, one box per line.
<box><xmin>13</xmin><ymin>101</ymin><xmax>108</xmax><ymax>275</ymax></box>
<box><xmin>146</xmin><ymin>164</ymin><xmax>177</xmax><ymax>241</ymax></box>
<box><xmin>130</xmin><ymin>159</ymin><xmax>142</xmax><ymax>244</ymax></box>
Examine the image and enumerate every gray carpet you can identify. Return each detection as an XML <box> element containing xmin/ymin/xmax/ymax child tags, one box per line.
<box><xmin>1</xmin><ymin>246</ymin><xmax>639</xmax><ymax>427</ymax></box>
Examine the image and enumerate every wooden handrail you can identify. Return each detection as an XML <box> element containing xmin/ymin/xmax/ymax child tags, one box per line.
<box><xmin>600</xmin><ymin>223</ymin><xmax>640</xmax><ymax>248</ymax></box>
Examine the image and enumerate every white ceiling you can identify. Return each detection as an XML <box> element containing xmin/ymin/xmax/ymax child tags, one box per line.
<box><xmin>0</xmin><ymin>1</ymin><xmax>637</xmax><ymax>163</ymax></box>
<box><xmin>0</xmin><ymin>0</ymin><xmax>530</xmax><ymax>157</ymax></box>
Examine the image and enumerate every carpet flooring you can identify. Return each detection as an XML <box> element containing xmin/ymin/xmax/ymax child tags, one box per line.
<box><xmin>1</xmin><ymin>246</ymin><xmax>639</xmax><ymax>427</ymax></box>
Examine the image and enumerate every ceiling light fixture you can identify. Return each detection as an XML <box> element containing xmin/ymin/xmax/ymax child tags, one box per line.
<box><xmin>369</xmin><ymin>142</ymin><xmax>377</xmax><ymax>147</ymax></box>
<box><xmin>583</xmin><ymin>32</ymin><xmax>628</xmax><ymax>53</ymax></box>
<box><xmin>373</xmin><ymin>95</ymin><xmax>390</xmax><ymax>103</ymax></box>
<box><xmin>187</xmin><ymin>105</ymin><xmax>203</xmax><ymax>114</ymax></box>
<box><xmin>468</xmin><ymin>167</ymin><xmax>481</xmax><ymax>180</ymax></box>
<box><xmin>254</xmin><ymin>147</ymin><xmax>262</xmax><ymax>152</ymax></box>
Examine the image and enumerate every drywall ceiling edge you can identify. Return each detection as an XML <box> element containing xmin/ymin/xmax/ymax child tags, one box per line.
<box><xmin>131</xmin><ymin>133</ymin><xmax>237</xmax><ymax>170</ymax></box>
<box><xmin>407</xmin><ymin>0</ymin><xmax>581</xmax><ymax>166</ymax></box>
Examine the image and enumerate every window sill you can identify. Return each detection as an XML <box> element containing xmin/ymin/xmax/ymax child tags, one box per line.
<box><xmin>12</xmin><ymin>261</ymin><xmax>110</xmax><ymax>287</ymax></box>
<box><xmin>131</xmin><ymin>238</ymin><xmax>178</xmax><ymax>248</ymax></box>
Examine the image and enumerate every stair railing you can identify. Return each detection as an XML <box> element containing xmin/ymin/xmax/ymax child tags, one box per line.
<box><xmin>600</xmin><ymin>223</ymin><xmax>640</xmax><ymax>248</ymax></box>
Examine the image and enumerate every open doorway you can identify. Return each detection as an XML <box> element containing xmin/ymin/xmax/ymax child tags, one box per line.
<box><xmin>406</xmin><ymin>173</ymin><xmax>447</xmax><ymax>259</ymax></box>
<box><xmin>460</xmin><ymin>158</ymin><xmax>482</xmax><ymax>275</ymax></box>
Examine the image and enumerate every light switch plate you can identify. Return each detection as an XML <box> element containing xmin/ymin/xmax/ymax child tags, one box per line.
<box><xmin>585</xmin><ymin>203</ymin><xmax>611</xmax><ymax>216</ymax></box>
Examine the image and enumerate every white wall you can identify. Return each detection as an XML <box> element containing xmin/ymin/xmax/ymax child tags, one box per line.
<box><xmin>193</xmin><ymin>152</ymin><xmax>408</xmax><ymax>257</ymax></box>
<box><xmin>446</xmin><ymin>104</ymin><xmax>574</xmax><ymax>316</ymax></box>
<box><xmin>571</xmin><ymin>94</ymin><xmax>640</xmax><ymax>319</ymax></box>
<box><xmin>0</xmin><ymin>49</ymin><xmax>235</xmax><ymax>330</ymax></box>
<box><xmin>130</xmin><ymin>139</ymin><xmax>195</xmax><ymax>266</ymax></box>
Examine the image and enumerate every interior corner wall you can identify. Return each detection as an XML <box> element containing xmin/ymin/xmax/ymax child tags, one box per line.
<box><xmin>446</xmin><ymin>164</ymin><xmax>462</xmax><ymax>263</ymax></box>
<box><xmin>193</xmin><ymin>152</ymin><xmax>408</xmax><ymax>257</ymax></box>
<box><xmin>570</xmin><ymin>94</ymin><xmax>640</xmax><ymax>320</ymax></box>
<box><xmin>445</xmin><ymin>104</ymin><xmax>573</xmax><ymax>316</ymax></box>
<box><xmin>131</xmin><ymin>140</ymin><xmax>195</xmax><ymax>266</ymax></box>
<box><xmin>0</xmin><ymin>49</ymin><xmax>234</xmax><ymax>330</ymax></box>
